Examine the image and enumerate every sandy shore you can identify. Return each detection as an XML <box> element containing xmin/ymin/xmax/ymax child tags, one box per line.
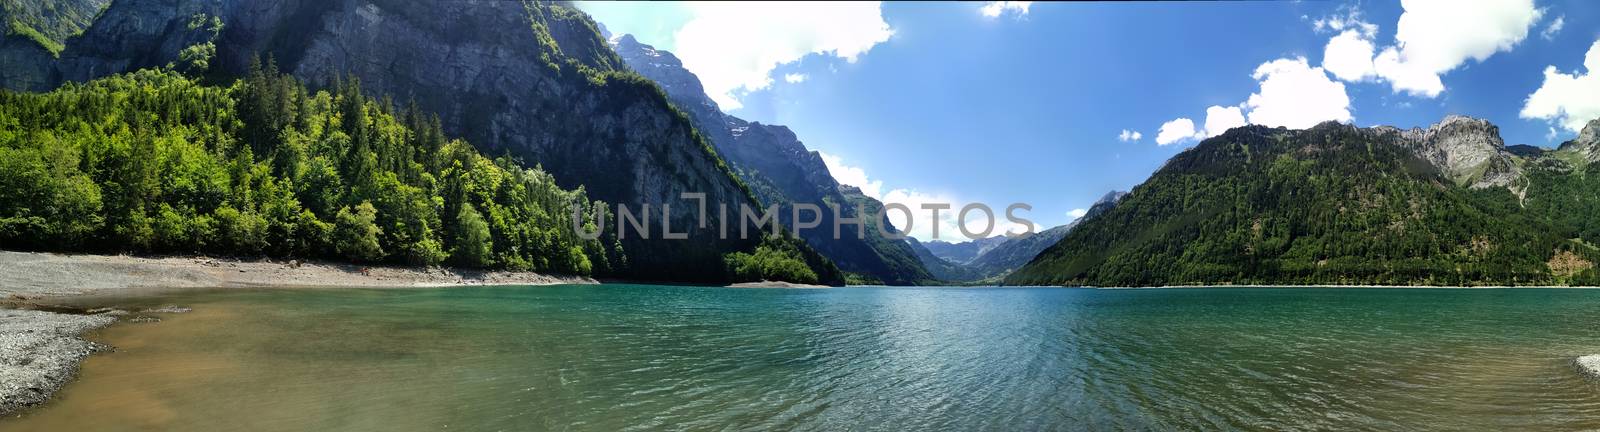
<box><xmin>0</xmin><ymin>251</ymin><xmax>597</xmax><ymax>298</ymax></box>
<box><xmin>0</xmin><ymin>250</ymin><xmax>598</xmax><ymax>417</ymax></box>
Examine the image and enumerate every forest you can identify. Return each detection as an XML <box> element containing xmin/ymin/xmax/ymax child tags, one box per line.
<box><xmin>0</xmin><ymin>60</ymin><xmax>826</xmax><ymax>283</ymax></box>
<box><xmin>0</xmin><ymin>62</ymin><xmax>623</xmax><ymax>273</ymax></box>
<box><xmin>1008</xmin><ymin>123</ymin><xmax>1600</xmax><ymax>287</ymax></box>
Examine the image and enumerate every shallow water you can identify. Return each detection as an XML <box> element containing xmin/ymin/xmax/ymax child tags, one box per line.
<box><xmin>10</xmin><ymin>286</ymin><xmax>1600</xmax><ymax>431</ymax></box>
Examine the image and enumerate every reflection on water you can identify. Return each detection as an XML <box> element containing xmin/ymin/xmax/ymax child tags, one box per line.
<box><xmin>10</xmin><ymin>286</ymin><xmax>1600</xmax><ymax>431</ymax></box>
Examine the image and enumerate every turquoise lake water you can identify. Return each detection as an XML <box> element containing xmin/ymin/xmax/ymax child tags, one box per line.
<box><xmin>12</xmin><ymin>285</ymin><xmax>1600</xmax><ymax>431</ymax></box>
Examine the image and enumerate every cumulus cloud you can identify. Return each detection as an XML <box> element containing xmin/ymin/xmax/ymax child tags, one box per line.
<box><xmin>784</xmin><ymin>73</ymin><xmax>808</xmax><ymax>83</ymax></box>
<box><xmin>1202</xmin><ymin>105</ymin><xmax>1248</xmax><ymax>137</ymax></box>
<box><xmin>1313</xmin><ymin>1</ymin><xmax>1540</xmax><ymax>97</ymax></box>
<box><xmin>1542</xmin><ymin>15</ymin><xmax>1564</xmax><ymax>41</ymax></box>
<box><xmin>1323</xmin><ymin>29</ymin><xmax>1378</xmax><ymax>81</ymax></box>
<box><xmin>1522</xmin><ymin>39</ymin><xmax>1600</xmax><ymax>134</ymax></box>
<box><xmin>1156</xmin><ymin>59</ymin><xmax>1350</xmax><ymax>145</ymax></box>
<box><xmin>1155</xmin><ymin>118</ymin><xmax>1198</xmax><ymax>146</ymax></box>
<box><xmin>980</xmin><ymin>1</ymin><xmax>1031</xmax><ymax>18</ymax></box>
<box><xmin>673</xmin><ymin>2</ymin><xmax>894</xmax><ymax>109</ymax></box>
<box><xmin>1328</xmin><ymin>0</ymin><xmax>1541</xmax><ymax>97</ymax></box>
<box><xmin>1245</xmin><ymin>57</ymin><xmax>1352</xmax><ymax>128</ymax></box>
<box><xmin>1117</xmin><ymin>129</ymin><xmax>1142</xmax><ymax>142</ymax></box>
<box><xmin>819</xmin><ymin>151</ymin><xmax>884</xmax><ymax>199</ymax></box>
<box><xmin>1067</xmin><ymin>208</ymin><xmax>1088</xmax><ymax>220</ymax></box>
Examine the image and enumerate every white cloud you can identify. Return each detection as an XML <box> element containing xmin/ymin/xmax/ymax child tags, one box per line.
<box><xmin>819</xmin><ymin>152</ymin><xmax>1033</xmax><ymax>241</ymax></box>
<box><xmin>819</xmin><ymin>151</ymin><xmax>884</xmax><ymax>199</ymax></box>
<box><xmin>672</xmin><ymin>2</ymin><xmax>894</xmax><ymax>109</ymax></box>
<box><xmin>1117</xmin><ymin>129</ymin><xmax>1142</xmax><ymax>142</ymax></box>
<box><xmin>980</xmin><ymin>1</ymin><xmax>1031</xmax><ymax>18</ymax></box>
<box><xmin>1374</xmin><ymin>0</ymin><xmax>1541</xmax><ymax>97</ymax></box>
<box><xmin>1245</xmin><ymin>57</ymin><xmax>1352</xmax><ymax>128</ymax></box>
<box><xmin>1323</xmin><ymin>29</ymin><xmax>1378</xmax><ymax>81</ymax></box>
<box><xmin>1312</xmin><ymin>8</ymin><xmax>1378</xmax><ymax>37</ymax></box>
<box><xmin>1371</xmin><ymin>47</ymin><xmax>1444</xmax><ymax>96</ymax></box>
<box><xmin>784</xmin><ymin>73</ymin><xmax>808</xmax><ymax>83</ymax></box>
<box><xmin>1153</xmin><ymin>59</ymin><xmax>1350</xmax><ymax>146</ymax></box>
<box><xmin>1067</xmin><ymin>208</ymin><xmax>1088</xmax><ymax>220</ymax></box>
<box><xmin>1155</xmin><ymin>118</ymin><xmax>1198</xmax><ymax>146</ymax></box>
<box><xmin>1541</xmin><ymin>15</ymin><xmax>1564</xmax><ymax>41</ymax></box>
<box><xmin>1312</xmin><ymin>1</ymin><xmax>1540</xmax><ymax>97</ymax></box>
<box><xmin>1521</xmin><ymin>39</ymin><xmax>1600</xmax><ymax>134</ymax></box>
<box><xmin>1202</xmin><ymin>105</ymin><xmax>1247</xmax><ymax>137</ymax></box>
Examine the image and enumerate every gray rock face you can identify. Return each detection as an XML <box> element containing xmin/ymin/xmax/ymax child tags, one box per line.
<box><xmin>1408</xmin><ymin>115</ymin><xmax>1523</xmax><ymax>190</ymax></box>
<box><xmin>1367</xmin><ymin>116</ymin><xmax>1525</xmax><ymax>194</ymax></box>
<box><xmin>0</xmin><ymin>309</ymin><xmax>115</xmax><ymax>416</ymax></box>
<box><xmin>1560</xmin><ymin>117</ymin><xmax>1600</xmax><ymax>162</ymax></box>
<box><xmin>4</xmin><ymin>0</ymin><xmax>767</xmax><ymax>281</ymax></box>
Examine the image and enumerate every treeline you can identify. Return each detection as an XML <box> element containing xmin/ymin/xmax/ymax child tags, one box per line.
<box><xmin>0</xmin><ymin>62</ymin><xmax>622</xmax><ymax>274</ymax></box>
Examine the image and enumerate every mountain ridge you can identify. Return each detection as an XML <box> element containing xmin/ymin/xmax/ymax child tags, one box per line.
<box><xmin>1008</xmin><ymin>116</ymin><xmax>1600</xmax><ymax>287</ymax></box>
<box><xmin>611</xmin><ymin>32</ymin><xmax>934</xmax><ymax>285</ymax></box>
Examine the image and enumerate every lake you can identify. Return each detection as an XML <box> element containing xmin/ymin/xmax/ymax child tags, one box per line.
<box><xmin>10</xmin><ymin>285</ymin><xmax>1600</xmax><ymax>430</ymax></box>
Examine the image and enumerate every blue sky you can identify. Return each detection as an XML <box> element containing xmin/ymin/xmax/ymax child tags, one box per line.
<box><xmin>580</xmin><ymin>1</ymin><xmax>1600</xmax><ymax>242</ymax></box>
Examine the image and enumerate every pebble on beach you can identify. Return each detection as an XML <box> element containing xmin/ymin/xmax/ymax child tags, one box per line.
<box><xmin>1575</xmin><ymin>355</ymin><xmax>1600</xmax><ymax>380</ymax></box>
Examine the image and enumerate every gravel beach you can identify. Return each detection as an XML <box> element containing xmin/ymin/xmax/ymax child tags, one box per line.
<box><xmin>0</xmin><ymin>251</ymin><xmax>597</xmax><ymax>298</ymax></box>
<box><xmin>0</xmin><ymin>309</ymin><xmax>116</xmax><ymax>416</ymax></box>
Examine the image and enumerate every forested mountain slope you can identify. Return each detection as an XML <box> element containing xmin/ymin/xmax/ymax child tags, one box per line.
<box><xmin>1009</xmin><ymin>118</ymin><xmax>1600</xmax><ymax>287</ymax></box>
<box><xmin>0</xmin><ymin>0</ymin><xmax>844</xmax><ymax>284</ymax></box>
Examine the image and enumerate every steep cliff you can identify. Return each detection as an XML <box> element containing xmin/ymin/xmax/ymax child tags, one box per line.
<box><xmin>612</xmin><ymin>33</ymin><xmax>934</xmax><ymax>285</ymax></box>
<box><xmin>1</xmin><ymin>0</ymin><xmax>842</xmax><ymax>284</ymax></box>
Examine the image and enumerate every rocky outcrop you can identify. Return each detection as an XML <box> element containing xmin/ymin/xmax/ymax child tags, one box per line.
<box><xmin>1558</xmin><ymin>118</ymin><xmax>1600</xmax><ymax>163</ymax></box>
<box><xmin>613</xmin><ymin>33</ymin><xmax>933</xmax><ymax>284</ymax></box>
<box><xmin>1385</xmin><ymin>115</ymin><xmax>1525</xmax><ymax>191</ymax></box>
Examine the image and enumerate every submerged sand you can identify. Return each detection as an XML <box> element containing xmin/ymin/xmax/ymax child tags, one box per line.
<box><xmin>0</xmin><ymin>250</ymin><xmax>598</xmax><ymax>417</ymax></box>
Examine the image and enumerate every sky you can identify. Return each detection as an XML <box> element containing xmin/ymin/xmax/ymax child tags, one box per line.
<box><xmin>579</xmin><ymin>0</ymin><xmax>1600</xmax><ymax>242</ymax></box>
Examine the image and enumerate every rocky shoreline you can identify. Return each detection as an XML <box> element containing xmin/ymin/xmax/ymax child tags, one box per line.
<box><xmin>0</xmin><ymin>308</ymin><xmax>116</xmax><ymax>416</ymax></box>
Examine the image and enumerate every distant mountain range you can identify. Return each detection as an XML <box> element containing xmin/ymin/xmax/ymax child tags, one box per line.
<box><xmin>1008</xmin><ymin>117</ymin><xmax>1600</xmax><ymax>287</ymax></box>
<box><xmin>907</xmin><ymin>191</ymin><xmax>1127</xmax><ymax>283</ymax></box>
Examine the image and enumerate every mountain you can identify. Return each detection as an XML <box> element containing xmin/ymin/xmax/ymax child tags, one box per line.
<box><xmin>611</xmin><ymin>33</ymin><xmax>933</xmax><ymax>285</ymax></box>
<box><xmin>967</xmin><ymin>191</ymin><xmax>1126</xmax><ymax>279</ymax></box>
<box><xmin>1008</xmin><ymin>117</ymin><xmax>1600</xmax><ymax>287</ymax></box>
<box><xmin>903</xmin><ymin>190</ymin><xmax>1127</xmax><ymax>283</ymax></box>
<box><xmin>0</xmin><ymin>0</ymin><xmax>109</xmax><ymax>54</ymax></box>
<box><xmin>0</xmin><ymin>0</ymin><xmax>844</xmax><ymax>285</ymax></box>
<box><xmin>920</xmin><ymin>236</ymin><xmax>1010</xmax><ymax>265</ymax></box>
<box><xmin>905</xmin><ymin>237</ymin><xmax>980</xmax><ymax>282</ymax></box>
